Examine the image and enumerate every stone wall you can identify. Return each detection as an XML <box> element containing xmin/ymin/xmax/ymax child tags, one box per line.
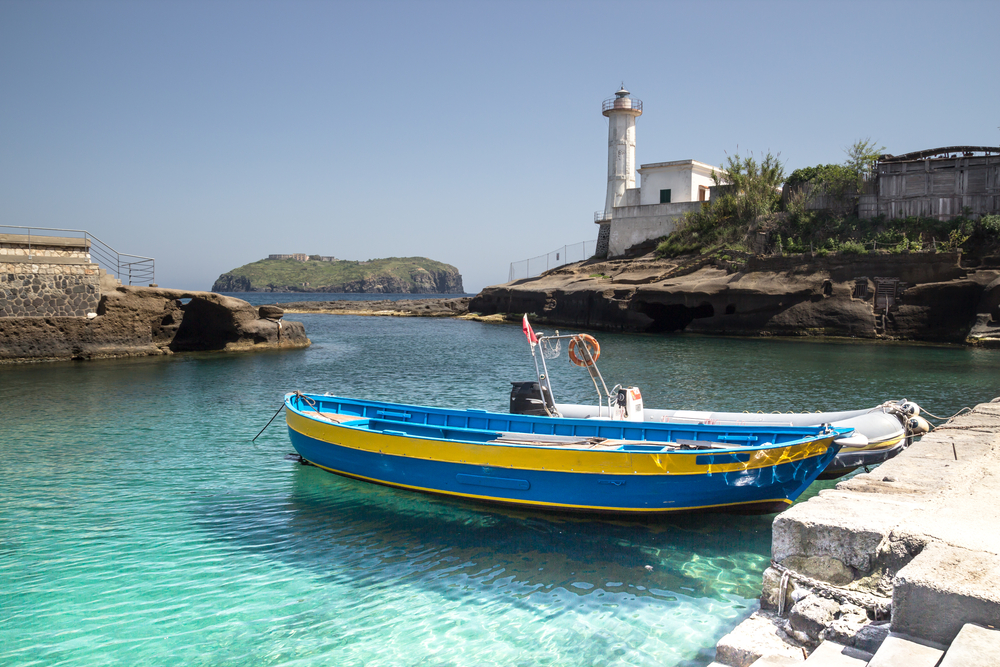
<box><xmin>0</xmin><ymin>235</ymin><xmax>102</xmax><ymax>317</ymax></box>
<box><xmin>607</xmin><ymin>201</ymin><xmax>701</xmax><ymax>257</ymax></box>
<box><xmin>1</xmin><ymin>266</ymin><xmax>101</xmax><ymax>317</ymax></box>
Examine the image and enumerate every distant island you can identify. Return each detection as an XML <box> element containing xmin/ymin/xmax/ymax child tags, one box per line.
<box><xmin>212</xmin><ymin>256</ymin><xmax>464</xmax><ymax>293</ymax></box>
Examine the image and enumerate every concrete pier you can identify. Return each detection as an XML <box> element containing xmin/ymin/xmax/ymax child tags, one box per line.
<box><xmin>711</xmin><ymin>398</ymin><xmax>1000</xmax><ymax>666</ymax></box>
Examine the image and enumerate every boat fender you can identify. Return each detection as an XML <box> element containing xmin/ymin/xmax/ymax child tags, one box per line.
<box><xmin>834</xmin><ymin>433</ymin><xmax>869</xmax><ymax>448</ymax></box>
<box><xmin>899</xmin><ymin>401</ymin><xmax>921</xmax><ymax>417</ymax></box>
<box><xmin>907</xmin><ymin>416</ymin><xmax>930</xmax><ymax>435</ymax></box>
<box><xmin>568</xmin><ymin>335</ymin><xmax>601</xmax><ymax>367</ymax></box>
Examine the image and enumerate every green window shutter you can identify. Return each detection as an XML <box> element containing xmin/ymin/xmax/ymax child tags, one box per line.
<box><xmin>660</xmin><ymin>189</ymin><xmax>671</xmax><ymax>203</ymax></box>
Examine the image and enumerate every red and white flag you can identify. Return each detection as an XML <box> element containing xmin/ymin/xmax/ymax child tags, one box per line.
<box><xmin>522</xmin><ymin>314</ymin><xmax>538</xmax><ymax>345</ymax></box>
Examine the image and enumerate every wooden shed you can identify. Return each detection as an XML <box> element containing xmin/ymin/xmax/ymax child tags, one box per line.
<box><xmin>859</xmin><ymin>146</ymin><xmax>1000</xmax><ymax>220</ymax></box>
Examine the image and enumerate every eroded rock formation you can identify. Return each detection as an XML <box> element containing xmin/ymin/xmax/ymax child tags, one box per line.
<box><xmin>470</xmin><ymin>251</ymin><xmax>1000</xmax><ymax>344</ymax></box>
<box><xmin>0</xmin><ymin>286</ymin><xmax>310</xmax><ymax>362</ymax></box>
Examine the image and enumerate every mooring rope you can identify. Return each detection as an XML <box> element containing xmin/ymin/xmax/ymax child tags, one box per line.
<box><xmin>252</xmin><ymin>401</ymin><xmax>286</xmax><ymax>442</ymax></box>
<box><xmin>252</xmin><ymin>391</ymin><xmax>331</xmax><ymax>442</ymax></box>
<box><xmin>769</xmin><ymin>560</ymin><xmax>891</xmax><ymax>619</ymax></box>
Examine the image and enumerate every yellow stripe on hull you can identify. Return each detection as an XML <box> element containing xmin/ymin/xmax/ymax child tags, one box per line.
<box><xmin>287</xmin><ymin>410</ymin><xmax>837</xmax><ymax>477</ymax></box>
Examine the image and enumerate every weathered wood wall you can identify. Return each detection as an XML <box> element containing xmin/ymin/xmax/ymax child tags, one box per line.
<box><xmin>864</xmin><ymin>154</ymin><xmax>1000</xmax><ymax>220</ymax></box>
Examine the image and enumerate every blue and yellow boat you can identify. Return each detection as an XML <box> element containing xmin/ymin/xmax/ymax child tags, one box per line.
<box><xmin>284</xmin><ymin>391</ymin><xmax>849</xmax><ymax>515</ymax></box>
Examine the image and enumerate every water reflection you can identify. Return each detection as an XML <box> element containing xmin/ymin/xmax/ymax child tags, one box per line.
<box><xmin>194</xmin><ymin>464</ymin><xmax>773</xmax><ymax>609</ymax></box>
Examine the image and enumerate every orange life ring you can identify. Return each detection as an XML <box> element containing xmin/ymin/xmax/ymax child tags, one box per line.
<box><xmin>568</xmin><ymin>334</ymin><xmax>600</xmax><ymax>367</ymax></box>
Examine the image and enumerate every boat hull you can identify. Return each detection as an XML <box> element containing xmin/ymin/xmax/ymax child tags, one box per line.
<box><xmin>285</xmin><ymin>394</ymin><xmax>843</xmax><ymax>515</ymax></box>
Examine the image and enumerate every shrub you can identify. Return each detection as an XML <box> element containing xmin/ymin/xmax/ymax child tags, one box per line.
<box><xmin>980</xmin><ymin>215</ymin><xmax>1000</xmax><ymax>234</ymax></box>
<box><xmin>839</xmin><ymin>240</ymin><xmax>867</xmax><ymax>255</ymax></box>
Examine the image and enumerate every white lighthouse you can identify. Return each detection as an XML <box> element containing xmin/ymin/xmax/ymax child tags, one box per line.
<box><xmin>602</xmin><ymin>85</ymin><xmax>642</xmax><ymax>218</ymax></box>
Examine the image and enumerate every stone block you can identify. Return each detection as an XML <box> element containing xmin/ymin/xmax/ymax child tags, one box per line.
<box><xmin>892</xmin><ymin>543</ymin><xmax>1000</xmax><ymax>644</ymax></box>
<box><xmin>789</xmin><ymin>596</ymin><xmax>840</xmax><ymax>641</ymax></box>
<box><xmin>715</xmin><ymin>610</ymin><xmax>806</xmax><ymax>667</ymax></box>
<box><xmin>772</xmin><ymin>493</ymin><xmax>900</xmax><ymax>577</ymax></box>
<box><xmin>802</xmin><ymin>641</ymin><xmax>871</xmax><ymax>665</ymax></box>
<box><xmin>749</xmin><ymin>656</ymin><xmax>803</xmax><ymax>666</ymax></box>
<box><xmin>845</xmin><ymin>621</ymin><xmax>890</xmax><ymax>654</ymax></box>
<box><xmin>867</xmin><ymin>632</ymin><xmax>945</xmax><ymax>667</ymax></box>
<box><xmin>938</xmin><ymin>623</ymin><xmax>1000</xmax><ymax>667</ymax></box>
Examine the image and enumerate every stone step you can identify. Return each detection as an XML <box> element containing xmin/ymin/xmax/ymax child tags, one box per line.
<box><xmin>748</xmin><ymin>655</ymin><xmax>804</xmax><ymax>666</ymax></box>
<box><xmin>866</xmin><ymin>632</ymin><xmax>945</xmax><ymax>667</ymax></box>
<box><xmin>938</xmin><ymin>623</ymin><xmax>1000</xmax><ymax>667</ymax></box>
<box><xmin>892</xmin><ymin>543</ymin><xmax>1000</xmax><ymax>644</ymax></box>
<box><xmin>714</xmin><ymin>610</ymin><xmax>806</xmax><ymax>666</ymax></box>
<box><xmin>800</xmin><ymin>641</ymin><xmax>871</xmax><ymax>666</ymax></box>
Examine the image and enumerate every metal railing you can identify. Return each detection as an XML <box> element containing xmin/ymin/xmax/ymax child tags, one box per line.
<box><xmin>508</xmin><ymin>240</ymin><xmax>598</xmax><ymax>282</ymax></box>
<box><xmin>594</xmin><ymin>210</ymin><xmax>611</xmax><ymax>222</ymax></box>
<box><xmin>601</xmin><ymin>98</ymin><xmax>642</xmax><ymax>113</ymax></box>
<box><xmin>0</xmin><ymin>225</ymin><xmax>155</xmax><ymax>285</ymax></box>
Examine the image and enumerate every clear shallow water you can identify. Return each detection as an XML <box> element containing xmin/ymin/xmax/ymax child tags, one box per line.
<box><xmin>2</xmin><ymin>316</ymin><xmax>999</xmax><ymax>666</ymax></box>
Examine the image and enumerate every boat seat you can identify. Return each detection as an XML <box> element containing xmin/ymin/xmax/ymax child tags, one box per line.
<box><xmin>316</xmin><ymin>411</ymin><xmax>366</xmax><ymax>424</ymax></box>
<box><xmin>490</xmin><ymin>433</ymin><xmax>610</xmax><ymax>448</ymax></box>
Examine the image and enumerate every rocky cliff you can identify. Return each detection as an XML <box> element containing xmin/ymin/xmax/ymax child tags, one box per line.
<box><xmin>212</xmin><ymin>257</ymin><xmax>464</xmax><ymax>294</ymax></box>
<box><xmin>0</xmin><ymin>286</ymin><xmax>310</xmax><ymax>362</ymax></box>
<box><xmin>470</xmin><ymin>251</ymin><xmax>1000</xmax><ymax>345</ymax></box>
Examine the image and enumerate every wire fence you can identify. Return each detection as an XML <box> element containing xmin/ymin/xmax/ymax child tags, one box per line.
<box><xmin>508</xmin><ymin>240</ymin><xmax>598</xmax><ymax>282</ymax></box>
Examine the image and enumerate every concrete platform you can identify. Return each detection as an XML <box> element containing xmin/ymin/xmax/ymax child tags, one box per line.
<box><xmin>799</xmin><ymin>641</ymin><xmax>870</xmax><ymax>665</ymax></box>
<box><xmin>893</xmin><ymin>543</ymin><xmax>1000</xmax><ymax>644</ymax></box>
<box><xmin>866</xmin><ymin>632</ymin><xmax>944</xmax><ymax>667</ymax></box>
<box><xmin>748</xmin><ymin>656</ymin><xmax>803</xmax><ymax>666</ymax></box>
<box><xmin>715</xmin><ymin>399</ymin><xmax>1000</xmax><ymax>663</ymax></box>
<box><xmin>938</xmin><ymin>623</ymin><xmax>1000</xmax><ymax>667</ymax></box>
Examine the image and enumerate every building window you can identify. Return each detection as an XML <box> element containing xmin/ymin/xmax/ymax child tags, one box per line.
<box><xmin>660</xmin><ymin>189</ymin><xmax>671</xmax><ymax>203</ymax></box>
<box><xmin>699</xmin><ymin>185</ymin><xmax>708</xmax><ymax>202</ymax></box>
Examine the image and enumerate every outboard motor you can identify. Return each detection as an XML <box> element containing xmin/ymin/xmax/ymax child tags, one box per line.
<box><xmin>615</xmin><ymin>386</ymin><xmax>644</xmax><ymax>422</ymax></box>
<box><xmin>510</xmin><ymin>381</ymin><xmax>556</xmax><ymax>416</ymax></box>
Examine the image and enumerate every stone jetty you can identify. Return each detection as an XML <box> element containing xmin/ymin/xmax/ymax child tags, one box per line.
<box><xmin>710</xmin><ymin>399</ymin><xmax>1000</xmax><ymax>666</ymax></box>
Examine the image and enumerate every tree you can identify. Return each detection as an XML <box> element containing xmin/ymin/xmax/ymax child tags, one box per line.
<box><xmin>843</xmin><ymin>137</ymin><xmax>886</xmax><ymax>188</ymax></box>
<box><xmin>713</xmin><ymin>151</ymin><xmax>786</xmax><ymax>223</ymax></box>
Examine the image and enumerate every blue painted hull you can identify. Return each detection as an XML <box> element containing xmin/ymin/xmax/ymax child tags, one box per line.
<box><xmin>288</xmin><ymin>428</ymin><xmax>835</xmax><ymax>514</ymax></box>
<box><xmin>284</xmin><ymin>393</ymin><xmax>844</xmax><ymax>515</ymax></box>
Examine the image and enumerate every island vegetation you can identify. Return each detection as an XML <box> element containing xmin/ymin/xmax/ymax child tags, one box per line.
<box><xmin>656</xmin><ymin>139</ymin><xmax>1000</xmax><ymax>264</ymax></box>
<box><xmin>212</xmin><ymin>256</ymin><xmax>464</xmax><ymax>293</ymax></box>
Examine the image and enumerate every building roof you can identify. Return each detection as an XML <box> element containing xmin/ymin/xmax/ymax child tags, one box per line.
<box><xmin>880</xmin><ymin>146</ymin><xmax>1000</xmax><ymax>163</ymax></box>
<box><xmin>638</xmin><ymin>159</ymin><xmax>720</xmax><ymax>173</ymax></box>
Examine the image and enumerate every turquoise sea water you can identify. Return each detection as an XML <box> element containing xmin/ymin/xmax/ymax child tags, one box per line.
<box><xmin>3</xmin><ymin>310</ymin><xmax>999</xmax><ymax>666</ymax></box>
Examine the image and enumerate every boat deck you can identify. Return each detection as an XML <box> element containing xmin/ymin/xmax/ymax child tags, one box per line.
<box><xmin>316</xmin><ymin>411</ymin><xmax>751</xmax><ymax>452</ymax></box>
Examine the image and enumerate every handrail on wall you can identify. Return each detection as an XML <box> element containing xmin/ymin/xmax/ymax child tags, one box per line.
<box><xmin>0</xmin><ymin>224</ymin><xmax>155</xmax><ymax>285</ymax></box>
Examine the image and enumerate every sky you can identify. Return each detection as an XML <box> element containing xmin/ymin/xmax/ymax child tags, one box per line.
<box><xmin>2</xmin><ymin>0</ymin><xmax>998</xmax><ymax>293</ymax></box>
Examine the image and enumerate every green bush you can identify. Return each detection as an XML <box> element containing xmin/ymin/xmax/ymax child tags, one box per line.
<box><xmin>980</xmin><ymin>215</ymin><xmax>1000</xmax><ymax>234</ymax></box>
<box><xmin>839</xmin><ymin>240</ymin><xmax>867</xmax><ymax>255</ymax></box>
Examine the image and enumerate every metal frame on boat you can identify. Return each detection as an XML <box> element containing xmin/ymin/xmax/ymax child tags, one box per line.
<box><xmin>285</xmin><ymin>391</ymin><xmax>850</xmax><ymax>515</ymax></box>
<box><xmin>511</xmin><ymin>318</ymin><xmax>928</xmax><ymax>479</ymax></box>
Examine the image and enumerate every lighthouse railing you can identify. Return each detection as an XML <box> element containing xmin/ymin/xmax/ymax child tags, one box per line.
<box><xmin>601</xmin><ymin>98</ymin><xmax>642</xmax><ymax>113</ymax></box>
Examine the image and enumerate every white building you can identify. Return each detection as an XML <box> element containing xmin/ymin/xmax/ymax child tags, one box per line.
<box><xmin>595</xmin><ymin>87</ymin><xmax>722</xmax><ymax>258</ymax></box>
